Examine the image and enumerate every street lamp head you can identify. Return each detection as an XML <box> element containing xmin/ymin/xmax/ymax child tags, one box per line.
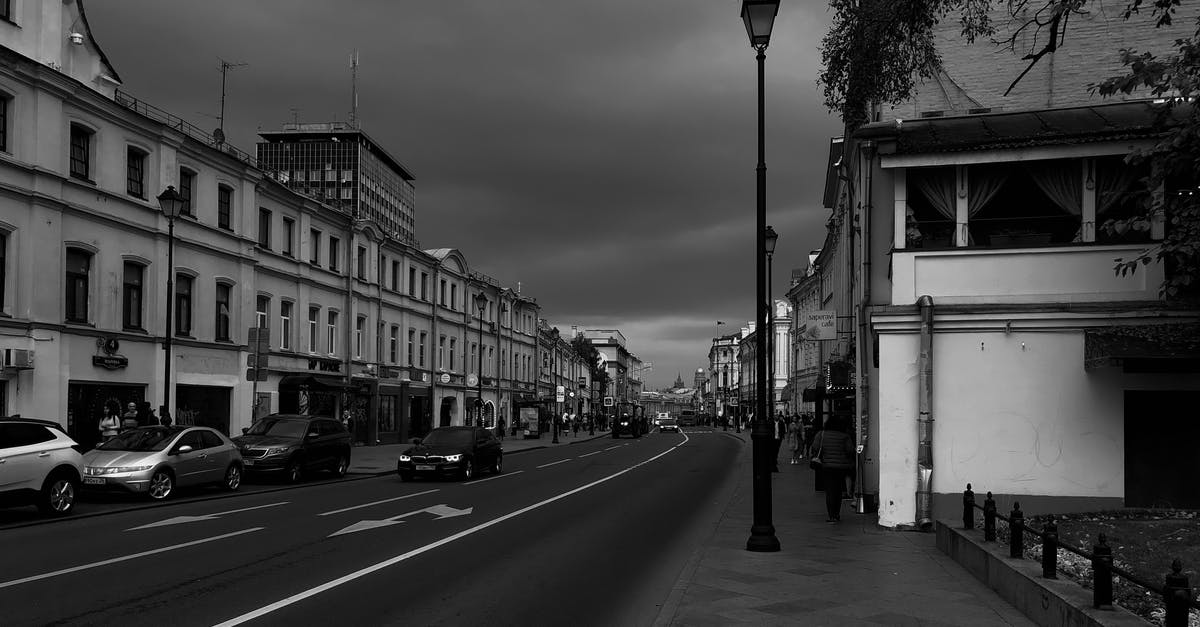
<box><xmin>740</xmin><ymin>0</ymin><xmax>780</xmax><ymax>49</ymax></box>
<box><xmin>473</xmin><ymin>291</ymin><xmax>488</xmax><ymax>314</ymax></box>
<box><xmin>157</xmin><ymin>185</ymin><xmax>186</xmax><ymax>220</ymax></box>
<box><xmin>764</xmin><ymin>225</ymin><xmax>779</xmax><ymax>255</ymax></box>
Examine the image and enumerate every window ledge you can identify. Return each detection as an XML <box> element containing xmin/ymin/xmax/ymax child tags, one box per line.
<box><xmin>123</xmin><ymin>327</ymin><xmax>148</xmax><ymax>334</ymax></box>
<box><xmin>69</xmin><ymin>174</ymin><xmax>96</xmax><ymax>186</ymax></box>
<box><xmin>64</xmin><ymin>320</ymin><xmax>94</xmax><ymax>328</ymax></box>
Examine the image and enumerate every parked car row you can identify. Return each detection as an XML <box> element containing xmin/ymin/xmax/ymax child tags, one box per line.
<box><xmin>1</xmin><ymin>413</ymin><xmax>352</xmax><ymax>518</ymax></box>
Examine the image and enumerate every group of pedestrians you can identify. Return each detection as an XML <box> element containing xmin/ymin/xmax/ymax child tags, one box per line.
<box><xmin>768</xmin><ymin>411</ymin><xmax>857</xmax><ymax>523</ymax></box>
<box><xmin>97</xmin><ymin>398</ymin><xmax>174</xmax><ymax>445</ymax></box>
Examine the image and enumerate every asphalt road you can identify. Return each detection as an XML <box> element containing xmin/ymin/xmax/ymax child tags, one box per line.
<box><xmin>0</xmin><ymin>427</ymin><xmax>741</xmax><ymax>626</ymax></box>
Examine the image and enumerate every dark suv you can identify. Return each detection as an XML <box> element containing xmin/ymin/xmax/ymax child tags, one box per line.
<box><xmin>232</xmin><ymin>414</ymin><xmax>351</xmax><ymax>483</ymax></box>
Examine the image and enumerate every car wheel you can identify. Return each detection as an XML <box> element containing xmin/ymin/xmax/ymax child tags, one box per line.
<box><xmin>462</xmin><ymin>459</ymin><xmax>474</xmax><ymax>481</ymax></box>
<box><xmin>223</xmin><ymin>464</ymin><xmax>242</xmax><ymax>491</ymax></box>
<box><xmin>148</xmin><ymin>470</ymin><xmax>174</xmax><ymax>500</ymax></box>
<box><xmin>38</xmin><ymin>472</ymin><xmax>78</xmax><ymax>516</ymax></box>
<box><xmin>399</xmin><ymin>471</ymin><xmax>413</xmax><ymax>482</ymax></box>
<box><xmin>491</xmin><ymin>454</ymin><xmax>502</xmax><ymax>475</ymax></box>
<box><xmin>285</xmin><ymin>459</ymin><xmax>303</xmax><ymax>484</ymax></box>
<box><xmin>332</xmin><ymin>455</ymin><xmax>349</xmax><ymax>478</ymax></box>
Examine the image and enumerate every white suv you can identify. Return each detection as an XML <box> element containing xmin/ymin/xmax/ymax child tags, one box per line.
<box><xmin>0</xmin><ymin>417</ymin><xmax>84</xmax><ymax>516</ymax></box>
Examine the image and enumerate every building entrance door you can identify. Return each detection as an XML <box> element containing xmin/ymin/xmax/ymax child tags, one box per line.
<box><xmin>1125</xmin><ymin>390</ymin><xmax>1200</xmax><ymax>508</ymax></box>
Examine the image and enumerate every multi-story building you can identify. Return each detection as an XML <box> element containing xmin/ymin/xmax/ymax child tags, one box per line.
<box><xmin>819</xmin><ymin>5</ymin><xmax>1200</xmax><ymax>527</ymax></box>
<box><xmin>708</xmin><ymin>332</ymin><xmax>741</xmax><ymax>424</ymax></box>
<box><xmin>0</xmin><ymin>0</ymin><xmax>542</xmax><ymax>447</ymax></box>
<box><xmin>785</xmin><ymin>251</ymin><xmax>823</xmax><ymax>416</ymax></box>
<box><xmin>581</xmin><ymin>329</ymin><xmax>638</xmax><ymax>416</ymax></box>
<box><xmin>256</xmin><ymin>123</ymin><xmax>417</xmax><ymax>246</ymax></box>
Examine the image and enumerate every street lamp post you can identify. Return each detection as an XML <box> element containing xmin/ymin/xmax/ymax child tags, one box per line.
<box><xmin>765</xmin><ymin>226</ymin><xmax>778</xmax><ymax>419</ymax></box>
<box><xmin>474</xmin><ymin>291</ymin><xmax>487</xmax><ymax>428</ymax></box>
<box><xmin>742</xmin><ymin>0</ymin><xmax>781</xmax><ymax>553</ymax></box>
<box><xmin>156</xmin><ymin>186</ymin><xmax>185</xmax><ymax>425</ymax></box>
<box><xmin>551</xmin><ymin>330</ymin><xmax>560</xmax><ymax>444</ymax></box>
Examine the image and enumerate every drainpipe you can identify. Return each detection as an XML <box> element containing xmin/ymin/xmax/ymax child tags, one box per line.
<box><xmin>855</xmin><ymin>139</ymin><xmax>874</xmax><ymax>514</ymax></box>
<box><xmin>344</xmin><ymin>218</ymin><xmax>355</xmax><ymax>434</ymax></box>
<box><xmin>916</xmin><ymin>294</ymin><xmax>935</xmax><ymax>530</ymax></box>
<box><xmin>430</xmin><ymin>264</ymin><xmax>439</xmax><ymax>425</ymax></box>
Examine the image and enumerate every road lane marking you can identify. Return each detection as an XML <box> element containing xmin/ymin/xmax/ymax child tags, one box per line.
<box><xmin>464</xmin><ymin>470</ymin><xmax>523</xmax><ymax>485</ymax></box>
<box><xmin>128</xmin><ymin>501</ymin><xmax>290</xmax><ymax>530</ymax></box>
<box><xmin>214</xmin><ymin>434</ymin><xmax>688</xmax><ymax>626</ymax></box>
<box><xmin>535</xmin><ymin>459</ymin><xmax>571</xmax><ymax>469</ymax></box>
<box><xmin>318</xmin><ymin>490</ymin><xmax>439</xmax><ymax>517</ymax></box>
<box><xmin>603</xmin><ymin>445</ymin><xmax>622</xmax><ymax>451</ymax></box>
<box><xmin>577</xmin><ymin>450</ymin><xmax>602</xmax><ymax>458</ymax></box>
<box><xmin>0</xmin><ymin>527</ymin><xmax>265</xmax><ymax>590</ymax></box>
<box><xmin>329</xmin><ymin>504</ymin><xmax>473</xmax><ymax>537</ymax></box>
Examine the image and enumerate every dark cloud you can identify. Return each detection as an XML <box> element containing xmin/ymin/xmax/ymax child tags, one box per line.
<box><xmin>86</xmin><ymin>0</ymin><xmax>840</xmax><ymax>390</ymax></box>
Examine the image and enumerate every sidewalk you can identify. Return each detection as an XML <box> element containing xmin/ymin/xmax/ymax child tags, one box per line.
<box><xmin>346</xmin><ymin>427</ymin><xmax>612</xmax><ymax>475</ymax></box>
<box><xmin>654</xmin><ymin>434</ymin><xmax>1034</xmax><ymax>626</ymax></box>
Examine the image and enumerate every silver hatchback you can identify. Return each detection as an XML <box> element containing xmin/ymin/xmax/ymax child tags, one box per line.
<box><xmin>82</xmin><ymin>426</ymin><xmax>242</xmax><ymax>500</ymax></box>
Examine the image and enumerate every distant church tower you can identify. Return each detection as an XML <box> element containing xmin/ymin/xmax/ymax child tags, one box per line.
<box><xmin>673</xmin><ymin>372</ymin><xmax>686</xmax><ymax>389</ymax></box>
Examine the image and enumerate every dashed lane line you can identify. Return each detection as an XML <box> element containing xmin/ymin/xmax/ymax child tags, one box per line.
<box><xmin>464</xmin><ymin>470</ymin><xmax>524</xmax><ymax>485</ymax></box>
<box><xmin>318</xmin><ymin>490</ymin><xmax>440</xmax><ymax>517</ymax></box>
<box><xmin>535</xmin><ymin>459</ymin><xmax>572</xmax><ymax>469</ymax></box>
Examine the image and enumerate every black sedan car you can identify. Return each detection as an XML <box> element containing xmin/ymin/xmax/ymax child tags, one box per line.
<box><xmin>232</xmin><ymin>414</ymin><xmax>351</xmax><ymax>483</ymax></box>
<box><xmin>397</xmin><ymin>426</ymin><xmax>502</xmax><ymax>481</ymax></box>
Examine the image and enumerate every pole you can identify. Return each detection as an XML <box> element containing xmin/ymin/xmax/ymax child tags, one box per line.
<box><xmin>768</xmin><ymin>252</ymin><xmax>773</xmax><ymax>417</ymax></box>
<box><xmin>552</xmin><ymin>335</ymin><xmax>560</xmax><ymax>444</ymax></box>
<box><xmin>747</xmin><ymin>46</ymin><xmax>779</xmax><ymax>553</ymax></box>
<box><xmin>162</xmin><ymin>217</ymin><xmax>175</xmax><ymax>423</ymax></box>
<box><xmin>477</xmin><ymin>306</ymin><xmax>484</xmax><ymax>428</ymax></box>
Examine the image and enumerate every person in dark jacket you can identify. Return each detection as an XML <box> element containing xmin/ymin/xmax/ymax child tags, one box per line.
<box><xmin>811</xmin><ymin>416</ymin><xmax>855</xmax><ymax>522</ymax></box>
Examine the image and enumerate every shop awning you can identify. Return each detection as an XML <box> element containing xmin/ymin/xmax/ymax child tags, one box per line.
<box><xmin>802</xmin><ymin>387</ymin><xmax>819</xmax><ymax>402</ymax></box>
<box><xmin>1084</xmin><ymin>323</ymin><xmax>1200</xmax><ymax>372</ymax></box>
<box><xmin>278</xmin><ymin>374</ymin><xmax>353</xmax><ymax>389</ymax></box>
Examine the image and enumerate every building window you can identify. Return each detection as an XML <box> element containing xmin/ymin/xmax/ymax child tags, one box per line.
<box><xmin>0</xmin><ymin>0</ymin><xmax>10</xmax><ymax>22</ymax></box>
<box><xmin>420</xmin><ymin>272</ymin><xmax>428</xmax><ymax>300</ymax></box>
<box><xmin>0</xmin><ymin>232</ymin><xmax>6</xmax><ymax>311</ymax></box>
<box><xmin>419</xmin><ymin>332</ymin><xmax>427</xmax><ymax>368</ymax></box>
<box><xmin>964</xmin><ymin>160</ymin><xmax>1084</xmax><ymax>247</ymax></box>
<box><xmin>215</xmin><ymin>283</ymin><xmax>231</xmax><ymax>341</ymax></box>
<box><xmin>356</xmin><ymin>316</ymin><xmax>366</xmax><ymax>358</ymax></box>
<box><xmin>126</xmin><ymin>147</ymin><xmax>147</xmax><ymax>199</ymax></box>
<box><xmin>391</xmin><ymin>260</ymin><xmax>400</xmax><ymax>291</ymax></box>
<box><xmin>439</xmin><ymin>279</ymin><xmax>447</xmax><ymax>306</ymax></box>
<box><xmin>327</xmin><ymin>311</ymin><xmax>338</xmax><ymax>355</ymax></box>
<box><xmin>69</xmin><ymin>124</ymin><xmax>92</xmax><ymax>181</ymax></box>
<box><xmin>121</xmin><ymin>261</ymin><xmax>143</xmax><ymax>330</ymax></box>
<box><xmin>488</xmin><ymin>346</ymin><xmax>494</xmax><ymax>377</ymax></box>
<box><xmin>280</xmin><ymin>301</ymin><xmax>293</xmax><ymax>351</ymax></box>
<box><xmin>329</xmin><ymin>237</ymin><xmax>340</xmax><ymax>271</ymax></box>
<box><xmin>408</xmin><ymin>268</ymin><xmax>416</xmax><ymax>296</ymax></box>
<box><xmin>64</xmin><ymin>247</ymin><xmax>90</xmax><ymax>323</ymax></box>
<box><xmin>175</xmin><ymin>274</ymin><xmax>193</xmax><ymax>336</ymax></box>
<box><xmin>256</xmin><ymin>295</ymin><xmax>269</xmax><ymax>330</ymax></box>
<box><xmin>407</xmin><ymin>329</ymin><xmax>415</xmax><ymax>366</ymax></box>
<box><xmin>217</xmin><ymin>185</ymin><xmax>233</xmax><ymax>230</ymax></box>
<box><xmin>282</xmin><ymin>217</ymin><xmax>295</xmax><ymax>256</ymax></box>
<box><xmin>438</xmin><ymin>335</ymin><xmax>446</xmax><ymax>369</ymax></box>
<box><xmin>471</xmin><ymin>343</ymin><xmax>477</xmax><ymax>373</ymax></box>
<box><xmin>389</xmin><ymin>325</ymin><xmax>399</xmax><ymax>363</ymax></box>
<box><xmin>356</xmin><ymin>246</ymin><xmax>367</xmax><ymax>279</ymax></box>
<box><xmin>309</xmin><ymin>229</ymin><xmax>321</xmax><ymax>265</ymax></box>
<box><xmin>0</xmin><ymin>95</ymin><xmax>8</xmax><ymax>153</ymax></box>
<box><xmin>308</xmin><ymin>306</ymin><xmax>320</xmax><ymax>353</ymax></box>
<box><xmin>450</xmin><ymin>284</ymin><xmax>457</xmax><ymax>311</ymax></box>
<box><xmin>258</xmin><ymin>208</ymin><xmax>272</xmax><ymax>249</ymax></box>
<box><xmin>178</xmin><ymin>168</ymin><xmax>195</xmax><ymax>216</ymax></box>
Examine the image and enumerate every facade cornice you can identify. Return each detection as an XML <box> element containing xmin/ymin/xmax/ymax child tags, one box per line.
<box><xmin>872</xmin><ymin>306</ymin><xmax>1200</xmax><ymax>334</ymax></box>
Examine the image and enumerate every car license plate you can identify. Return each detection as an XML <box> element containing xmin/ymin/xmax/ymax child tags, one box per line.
<box><xmin>83</xmin><ymin>477</ymin><xmax>105</xmax><ymax>485</ymax></box>
<box><xmin>243</xmin><ymin>460</ymin><xmax>254</xmax><ymax>466</ymax></box>
<box><xmin>415</xmin><ymin>465</ymin><xmax>435</xmax><ymax>471</ymax></box>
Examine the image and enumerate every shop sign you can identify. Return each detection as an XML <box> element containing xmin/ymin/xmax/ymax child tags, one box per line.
<box><xmin>92</xmin><ymin>355</ymin><xmax>129</xmax><ymax>370</ymax></box>
<box><xmin>801</xmin><ymin>311</ymin><xmax>837</xmax><ymax>341</ymax></box>
<box><xmin>307</xmin><ymin>358</ymin><xmax>341</xmax><ymax>373</ymax></box>
<box><xmin>439</xmin><ymin>373</ymin><xmax>451</xmax><ymax>384</ymax></box>
<box><xmin>603</xmin><ymin>396</ymin><xmax>614</xmax><ymax>407</ymax></box>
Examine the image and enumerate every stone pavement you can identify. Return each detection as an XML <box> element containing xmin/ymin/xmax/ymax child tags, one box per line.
<box><xmin>654</xmin><ymin>432</ymin><xmax>1034</xmax><ymax>626</ymax></box>
<box><xmin>346</xmin><ymin>426</ymin><xmax>612</xmax><ymax>475</ymax></box>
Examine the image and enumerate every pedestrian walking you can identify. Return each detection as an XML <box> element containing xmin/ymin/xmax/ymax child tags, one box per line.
<box><xmin>810</xmin><ymin>415</ymin><xmax>856</xmax><ymax>522</ymax></box>
<box><xmin>786</xmin><ymin>418</ymin><xmax>801</xmax><ymax>464</ymax></box>
<box><xmin>771</xmin><ymin>413</ymin><xmax>786</xmax><ymax>472</ymax></box>
<box><xmin>497</xmin><ymin>417</ymin><xmax>506</xmax><ymax>440</ymax></box>
<box><xmin>800</xmin><ymin>413</ymin><xmax>816</xmax><ymax>458</ymax></box>
<box><xmin>157</xmin><ymin>408</ymin><xmax>171</xmax><ymax>427</ymax></box>
<box><xmin>98</xmin><ymin>399</ymin><xmax>121</xmax><ymax>444</ymax></box>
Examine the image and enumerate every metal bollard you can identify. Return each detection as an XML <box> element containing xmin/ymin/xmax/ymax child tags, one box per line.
<box><xmin>1009</xmin><ymin>502</ymin><xmax>1024</xmax><ymax>559</ymax></box>
<box><xmin>1163</xmin><ymin>559</ymin><xmax>1192</xmax><ymax>627</ymax></box>
<box><xmin>1041</xmin><ymin>516</ymin><xmax>1058</xmax><ymax>579</ymax></box>
<box><xmin>963</xmin><ymin>484</ymin><xmax>975</xmax><ymax>530</ymax></box>
<box><xmin>1092</xmin><ymin>533</ymin><xmax>1113</xmax><ymax>610</ymax></box>
<box><xmin>983</xmin><ymin>492</ymin><xmax>996</xmax><ymax>542</ymax></box>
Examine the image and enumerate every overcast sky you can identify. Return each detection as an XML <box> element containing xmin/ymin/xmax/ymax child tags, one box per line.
<box><xmin>87</xmin><ymin>1</ymin><xmax>842</xmax><ymax>390</ymax></box>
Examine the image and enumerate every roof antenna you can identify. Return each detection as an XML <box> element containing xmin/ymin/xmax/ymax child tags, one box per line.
<box><xmin>289</xmin><ymin>107</ymin><xmax>300</xmax><ymax>126</ymax></box>
<box><xmin>216</xmin><ymin>58</ymin><xmax>248</xmax><ymax>144</ymax></box>
<box><xmin>349</xmin><ymin>50</ymin><xmax>359</xmax><ymax>128</ymax></box>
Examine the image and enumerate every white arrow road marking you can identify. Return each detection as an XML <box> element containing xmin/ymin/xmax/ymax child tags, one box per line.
<box><xmin>0</xmin><ymin>527</ymin><xmax>265</xmax><ymax>590</ymax></box>
<box><xmin>215</xmin><ymin>433</ymin><xmax>689</xmax><ymax>627</ymax></box>
<box><xmin>127</xmin><ymin>501</ymin><xmax>289</xmax><ymax>531</ymax></box>
<box><xmin>535</xmin><ymin>459</ymin><xmax>571</xmax><ymax>469</ymax></box>
<box><xmin>328</xmin><ymin>503</ymin><xmax>474</xmax><ymax>538</ymax></box>
<box><xmin>318</xmin><ymin>489</ymin><xmax>439</xmax><ymax>517</ymax></box>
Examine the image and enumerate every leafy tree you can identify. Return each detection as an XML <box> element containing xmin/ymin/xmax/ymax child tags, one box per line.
<box><xmin>819</xmin><ymin>0</ymin><xmax>1198</xmax><ymax>299</ymax></box>
<box><xmin>570</xmin><ymin>334</ymin><xmax>609</xmax><ymax>400</ymax></box>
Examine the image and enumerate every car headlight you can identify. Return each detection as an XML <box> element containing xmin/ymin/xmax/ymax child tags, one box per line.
<box><xmin>398</xmin><ymin>454</ymin><xmax>411</xmax><ymax>462</ymax></box>
<box><xmin>265</xmin><ymin>447</ymin><xmax>292</xmax><ymax>456</ymax></box>
<box><xmin>89</xmin><ymin>465</ymin><xmax>152</xmax><ymax>475</ymax></box>
<box><xmin>444</xmin><ymin>454</ymin><xmax>462</xmax><ymax>462</ymax></box>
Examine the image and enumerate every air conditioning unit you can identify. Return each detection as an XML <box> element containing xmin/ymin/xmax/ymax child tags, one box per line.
<box><xmin>4</xmin><ymin>349</ymin><xmax>34</xmax><ymax>370</ymax></box>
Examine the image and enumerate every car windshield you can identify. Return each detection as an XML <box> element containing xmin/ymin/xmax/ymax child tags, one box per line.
<box><xmin>245</xmin><ymin>418</ymin><xmax>308</xmax><ymax>438</ymax></box>
<box><xmin>421</xmin><ymin>429</ymin><xmax>473</xmax><ymax>448</ymax></box>
<box><xmin>98</xmin><ymin>427</ymin><xmax>180</xmax><ymax>452</ymax></box>
<box><xmin>660</xmin><ymin>419</ymin><xmax>677</xmax><ymax>425</ymax></box>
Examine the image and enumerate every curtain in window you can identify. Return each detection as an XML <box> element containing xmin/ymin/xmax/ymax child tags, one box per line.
<box><xmin>911</xmin><ymin>168</ymin><xmax>956</xmax><ymax>220</ymax></box>
<box><xmin>966</xmin><ymin>165</ymin><xmax>1010</xmax><ymax>244</ymax></box>
<box><xmin>1026</xmin><ymin>160</ymin><xmax>1082</xmax><ymax>241</ymax></box>
<box><xmin>1096</xmin><ymin>158</ymin><xmax>1139</xmax><ymax>216</ymax></box>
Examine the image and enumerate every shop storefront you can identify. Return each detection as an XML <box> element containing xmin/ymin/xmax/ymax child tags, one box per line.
<box><xmin>67</xmin><ymin>381</ymin><xmax>146</xmax><ymax>450</ymax></box>
<box><xmin>404</xmin><ymin>383</ymin><xmax>432</xmax><ymax>441</ymax></box>
<box><xmin>175</xmin><ymin>385</ymin><xmax>232</xmax><ymax>434</ymax></box>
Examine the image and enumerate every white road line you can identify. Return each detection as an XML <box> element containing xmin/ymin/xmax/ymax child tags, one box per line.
<box><xmin>0</xmin><ymin>527</ymin><xmax>264</xmax><ymax>590</ymax></box>
<box><xmin>603</xmin><ymin>445</ymin><xmax>622</xmax><ymax>451</ymax></box>
<box><xmin>213</xmin><ymin>502</ymin><xmax>289</xmax><ymax>516</ymax></box>
<box><xmin>464</xmin><ymin>470</ymin><xmax>524</xmax><ymax>485</ymax></box>
<box><xmin>213</xmin><ymin>435</ymin><xmax>688</xmax><ymax>627</ymax></box>
<box><xmin>577</xmin><ymin>450</ymin><xmax>602</xmax><ymax>458</ymax></box>
<box><xmin>318</xmin><ymin>490</ymin><xmax>439</xmax><ymax>517</ymax></box>
<box><xmin>535</xmin><ymin>459</ymin><xmax>571</xmax><ymax>469</ymax></box>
